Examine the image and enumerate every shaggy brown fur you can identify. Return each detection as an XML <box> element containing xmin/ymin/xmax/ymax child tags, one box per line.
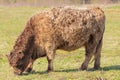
<box><xmin>7</xmin><ymin>6</ymin><xmax>105</xmax><ymax>75</ymax></box>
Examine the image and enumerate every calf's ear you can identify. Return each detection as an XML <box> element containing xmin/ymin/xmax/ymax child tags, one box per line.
<box><xmin>6</xmin><ymin>54</ymin><xmax>9</xmax><ymax>58</ymax></box>
<box><xmin>6</xmin><ymin>54</ymin><xmax>9</xmax><ymax>59</ymax></box>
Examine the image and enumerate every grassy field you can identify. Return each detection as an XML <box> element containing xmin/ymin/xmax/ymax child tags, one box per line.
<box><xmin>0</xmin><ymin>5</ymin><xmax>120</xmax><ymax>80</ymax></box>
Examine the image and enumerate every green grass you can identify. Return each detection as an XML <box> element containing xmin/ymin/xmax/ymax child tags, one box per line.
<box><xmin>0</xmin><ymin>5</ymin><xmax>120</xmax><ymax>80</ymax></box>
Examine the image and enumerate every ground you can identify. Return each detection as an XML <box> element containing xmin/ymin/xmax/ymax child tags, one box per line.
<box><xmin>0</xmin><ymin>5</ymin><xmax>120</xmax><ymax>80</ymax></box>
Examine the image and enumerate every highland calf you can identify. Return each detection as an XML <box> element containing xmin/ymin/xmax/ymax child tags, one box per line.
<box><xmin>7</xmin><ymin>7</ymin><xmax>105</xmax><ymax>75</ymax></box>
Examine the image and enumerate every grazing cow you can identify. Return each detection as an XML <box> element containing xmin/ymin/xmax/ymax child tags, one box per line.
<box><xmin>7</xmin><ymin>6</ymin><xmax>105</xmax><ymax>75</ymax></box>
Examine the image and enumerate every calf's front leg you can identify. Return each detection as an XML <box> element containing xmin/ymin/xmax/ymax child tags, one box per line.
<box><xmin>46</xmin><ymin>45</ymin><xmax>55</xmax><ymax>72</ymax></box>
<box><xmin>47</xmin><ymin>56</ymin><xmax>54</xmax><ymax>72</ymax></box>
<box><xmin>25</xmin><ymin>58</ymin><xmax>34</xmax><ymax>73</ymax></box>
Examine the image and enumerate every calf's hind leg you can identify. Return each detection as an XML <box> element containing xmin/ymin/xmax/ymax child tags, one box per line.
<box><xmin>80</xmin><ymin>45</ymin><xmax>93</xmax><ymax>70</ymax></box>
<box><xmin>80</xmin><ymin>35</ymin><xmax>97</xmax><ymax>70</ymax></box>
<box><xmin>94</xmin><ymin>38</ymin><xmax>103</xmax><ymax>69</ymax></box>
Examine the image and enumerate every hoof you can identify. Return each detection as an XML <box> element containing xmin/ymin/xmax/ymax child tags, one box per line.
<box><xmin>46</xmin><ymin>69</ymin><xmax>53</xmax><ymax>73</ymax></box>
<box><xmin>94</xmin><ymin>66</ymin><xmax>100</xmax><ymax>70</ymax></box>
<box><xmin>80</xmin><ymin>67</ymin><xmax>87</xmax><ymax>71</ymax></box>
<box><xmin>25</xmin><ymin>68</ymin><xmax>32</xmax><ymax>73</ymax></box>
<box><xmin>80</xmin><ymin>65</ymin><xmax>87</xmax><ymax>70</ymax></box>
<box><xmin>14</xmin><ymin>72</ymin><xmax>22</xmax><ymax>76</ymax></box>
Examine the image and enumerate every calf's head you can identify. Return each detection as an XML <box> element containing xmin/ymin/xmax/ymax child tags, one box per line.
<box><xmin>7</xmin><ymin>33</ymin><xmax>35</xmax><ymax>75</ymax></box>
<box><xmin>7</xmin><ymin>50</ymin><xmax>30</xmax><ymax>75</ymax></box>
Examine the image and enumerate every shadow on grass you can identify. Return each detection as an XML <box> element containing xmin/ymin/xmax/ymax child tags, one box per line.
<box><xmin>102</xmin><ymin>65</ymin><xmax>120</xmax><ymax>71</ymax></box>
<box><xmin>31</xmin><ymin>69</ymin><xmax>78</xmax><ymax>74</ymax></box>
<box><xmin>22</xmin><ymin>65</ymin><xmax>120</xmax><ymax>75</ymax></box>
<box><xmin>55</xmin><ymin>65</ymin><xmax>120</xmax><ymax>72</ymax></box>
<box><xmin>88</xmin><ymin>65</ymin><xmax>120</xmax><ymax>71</ymax></box>
<box><xmin>22</xmin><ymin>70</ymin><xmax>47</xmax><ymax>76</ymax></box>
<box><xmin>54</xmin><ymin>68</ymin><xmax>79</xmax><ymax>72</ymax></box>
<box><xmin>22</xmin><ymin>68</ymin><xmax>79</xmax><ymax>76</ymax></box>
